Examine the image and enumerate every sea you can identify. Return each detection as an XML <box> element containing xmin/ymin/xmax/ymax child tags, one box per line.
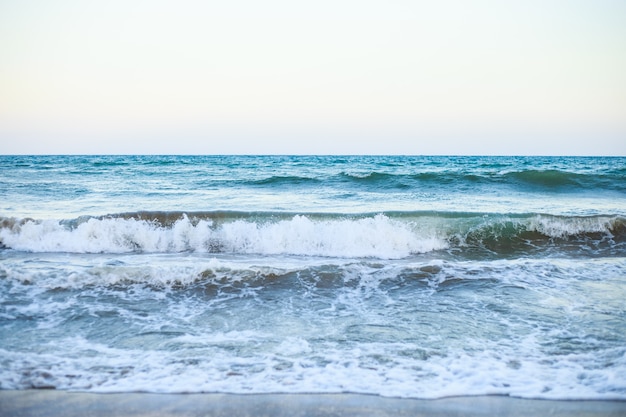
<box><xmin>0</xmin><ymin>155</ymin><xmax>625</xmax><ymax>400</ymax></box>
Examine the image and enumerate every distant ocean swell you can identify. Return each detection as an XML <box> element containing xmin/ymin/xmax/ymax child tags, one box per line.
<box><xmin>246</xmin><ymin>169</ymin><xmax>626</xmax><ymax>191</ymax></box>
<box><xmin>1</xmin><ymin>212</ymin><xmax>624</xmax><ymax>258</ymax></box>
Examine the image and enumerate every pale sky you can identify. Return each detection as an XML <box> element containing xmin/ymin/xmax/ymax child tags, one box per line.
<box><xmin>1</xmin><ymin>0</ymin><xmax>625</xmax><ymax>155</ymax></box>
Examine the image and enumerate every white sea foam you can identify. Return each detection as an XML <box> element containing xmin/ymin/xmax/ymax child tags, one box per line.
<box><xmin>1</xmin><ymin>334</ymin><xmax>624</xmax><ymax>399</ymax></box>
<box><xmin>0</xmin><ymin>217</ymin><xmax>214</xmax><ymax>253</ymax></box>
<box><xmin>1</xmin><ymin>257</ymin><xmax>625</xmax><ymax>399</ymax></box>
<box><xmin>0</xmin><ymin>255</ymin><xmax>292</xmax><ymax>289</ymax></box>
<box><xmin>528</xmin><ymin>214</ymin><xmax>621</xmax><ymax>238</ymax></box>
<box><xmin>0</xmin><ymin>215</ymin><xmax>447</xmax><ymax>258</ymax></box>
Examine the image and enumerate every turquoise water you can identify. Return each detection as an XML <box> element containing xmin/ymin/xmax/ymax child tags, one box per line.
<box><xmin>1</xmin><ymin>155</ymin><xmax>625</xmax><ymax>398</ymax></box>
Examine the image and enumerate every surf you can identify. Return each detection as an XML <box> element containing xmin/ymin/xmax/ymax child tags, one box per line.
<box><xmin>1</xmin><ymin>211</ymin><xmax>623</xmax><ymax>258</ymax></box>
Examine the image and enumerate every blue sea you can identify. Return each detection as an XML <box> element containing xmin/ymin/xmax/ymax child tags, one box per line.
<box><xmin>1</xmin><ymin>155</ymin><xmax>625</xmax><ymax>399</ymax></box>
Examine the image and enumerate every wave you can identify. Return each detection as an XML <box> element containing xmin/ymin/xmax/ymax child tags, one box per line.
<box><xmin>0</xmin><ymin>213</ymin><xmax>444</xmax><ymax>258</ymax></box>
<box><xmin>497</xmin><ymin>169</ymin><xmax>626</xmax><ymax>191</ymax></box>
<box><xmin>504</xmin><ymin>169</ymin><xmax>581</xmax><ymax>187</ymax></box>
<box><xmin>2</xmin><ymin>252</ymin><xmax>623</xmax><ymax>294</ymax></box>
<box><xmin>1</xmin><ymin>212</ymin><xmax>624</xmax><ymax>258</ymax></box>
<box><xmin>325</xmin><ymin>169</ymin><xmax>626</xmax><ymax>192</ymax></box>
<box><xmin>250</xmin><ymin>175</ymin><xmax>322</xmax><ymax>186</ymax></box>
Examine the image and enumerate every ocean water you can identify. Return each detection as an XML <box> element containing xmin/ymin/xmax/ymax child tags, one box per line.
<box><xmin>0</xmin><ymin>155</ymin><xmax>625</xmax><ymax>399</ymax></box>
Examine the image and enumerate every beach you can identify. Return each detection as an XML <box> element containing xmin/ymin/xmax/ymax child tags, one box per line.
<box><xmin>2</xmin><ymin>391</ymin><xmax>626</xmax><ymax>417</ymax></box>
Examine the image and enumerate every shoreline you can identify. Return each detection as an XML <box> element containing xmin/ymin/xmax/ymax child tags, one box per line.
<box><xmin>1</xmin><ymin>391</ymin><xmax>625</xmax><ymax>417</ymax></box>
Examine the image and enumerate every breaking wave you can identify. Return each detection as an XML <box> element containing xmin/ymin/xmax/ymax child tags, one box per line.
<box><xmin>1</xmin><ymin>211</ymin><xmax>624</xmax><ymax>258</ymax></box>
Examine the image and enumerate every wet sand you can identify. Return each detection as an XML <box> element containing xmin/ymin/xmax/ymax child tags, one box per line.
<box><xmin>1</xmin><ymin>391</ymin><xmax>625</xmax><ymax>417</ymax></box>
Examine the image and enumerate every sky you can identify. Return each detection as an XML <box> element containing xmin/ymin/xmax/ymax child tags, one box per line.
<box><xmin>1</xmin><ymin>0</ymin><xmax>625</xmax><ymax>155</ymax></box>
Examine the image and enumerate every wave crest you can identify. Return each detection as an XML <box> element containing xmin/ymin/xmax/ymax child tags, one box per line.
<box><xmin>1</xmin><ymin>212</ymin><xmax>623</xmax><ymax>258</ymax></box>
<box><xmin>0</xmin><ymin>214</ymin><xmax>446</xmax><ymax>258</ymax></box>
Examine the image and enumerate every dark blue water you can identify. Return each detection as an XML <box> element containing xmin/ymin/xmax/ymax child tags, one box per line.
<box><xmin>1</xmin><ymin>155</ymin><xmax>625</xmax><ymax>398</ymax></box>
